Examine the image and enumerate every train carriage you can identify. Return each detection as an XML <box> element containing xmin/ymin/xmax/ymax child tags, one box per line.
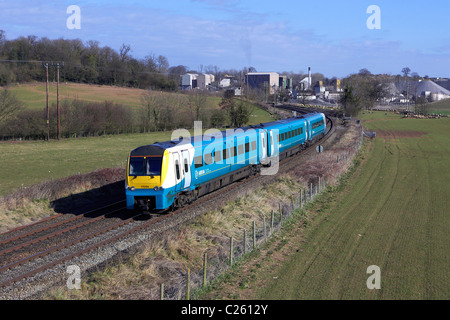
<box><xmin>126</xmin><ymin>112</ymin><xmax>326</xmax><ymax>212</ymax></box>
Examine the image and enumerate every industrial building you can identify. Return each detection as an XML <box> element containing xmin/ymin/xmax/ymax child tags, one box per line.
<box><xmin>181</xmin><ymin>73</ymin><xmax>215</xmax><ymax>90</ymax></box>
<box><xmin>395</xmin><ymin>79</ymin><xmax>450</xmax><ymax>102</ymax></box>
<box><xmin>299</xmin><ymin>67</ymin><xmax>312</xmax><ymax>91</ymax></box>
<box><xmin>181</xmin><ymin>73</ymin><xmax>198</xmax><ymax>90</ymax></box>
<box><xmin>246</xmin><ymin>72</ymin><xmax>280</xmax><ymax>94</ymax></box>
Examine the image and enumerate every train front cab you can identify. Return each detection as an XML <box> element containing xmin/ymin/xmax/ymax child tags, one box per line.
<box><xmin>126</xmin><ymin>145</ymin><xmax>170</xmax><ymax>211</ymax></box>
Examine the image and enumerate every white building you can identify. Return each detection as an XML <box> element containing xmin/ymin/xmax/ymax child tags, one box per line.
<box><xmin>197</xmin><ymin>74</ymin><xmax>215</xmax><ymax>88</ymax></box>
<box><xmin>219</xmin><ymin>78</ymin><xmax>231</xmax><ymax>88</ymax></box>
<box><xmin>182</xmin><ymin>73</ymin><xmax>198</xmax><ymax>89</ymax></box>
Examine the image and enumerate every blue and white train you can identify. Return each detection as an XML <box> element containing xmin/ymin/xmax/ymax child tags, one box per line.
<box><xmin>125</xmin><ymin>112</ymin><xmax>326</xmax><ymax>211</ymax></box>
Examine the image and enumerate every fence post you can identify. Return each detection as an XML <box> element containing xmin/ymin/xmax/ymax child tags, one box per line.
<box><xmin>271</xmin><ymin>210</ymin><xmax>274</xmax><ymax>234</ymax></box>
<box><xmin>301</xmin><ymin>189</ymin><xmax>303</xmax><ymax>208</ymax></box>
<box><xmin>186</xmin><ymin>268</ymin><xmax>190</xmax><ymax>300</ymax></box>
<box><xmin>280</xmin><ymin>206</ymin><xmax>283</xmax><ymax>226</ymax></box>
<box><xmin>253</xmin><ymin>221</ymin><xmax>256</xmax><ymax>249</ymax></box>
<box><xmin>160</xmin><ymin>283</ymin><xmax>164</xmax><ymax>300</ymax></box>
<box><xmin>310</xmin><ymin>183</ymin><xmax>313</xmax><ymax>200</ymax></box>
<box><xmin>263</xmin><ymin>217</ymin><xmax>267</xmax><ymax>243</ymax></box>
<box><xmin>203</xmin><ymin>252</ymin><xmax>207</xmax><ymax>288</ymax></box>
<box><xmin>230</xmin><ymin>237</ymin><xmax>233</xmax><ymax>266</ymax></box>
<box><xmin>243</xmin><ymin>229</ymin><xmax>247</xmax><ymax>254</ymax></box>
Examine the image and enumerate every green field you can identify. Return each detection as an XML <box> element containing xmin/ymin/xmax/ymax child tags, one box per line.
<box><xmin>7</xmin><ymin>83</ymin><xmax>146</xmax><ymax>110</ymax></box>
<box><xmin>427</xmin><ymin>98</ymin><xmax>450</xmax><ymax>115</ymax></box>
<box><xmin>0</xmin><ymin>83</ymin><xmax>275</xmax><ymax>196</ymax></box>
<box><xmin>254</xmin><ymin>112</ymin><xmax>449</xmax><ymax>299</ymax></box>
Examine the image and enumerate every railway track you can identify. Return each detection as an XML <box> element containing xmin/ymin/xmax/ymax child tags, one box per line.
<box><xmin>0</xmin><ymin>109</ymin><xmax>335</xmax><ymax>297</ymax></box>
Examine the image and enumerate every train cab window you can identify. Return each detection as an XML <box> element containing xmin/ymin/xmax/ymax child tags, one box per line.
<box><xmin>245</xmin><ymin>143</ymin><xmax>250</xmax><ymax>153</ymax></box>
<box><xmin>251</xmin><ymin>141</ymin><xmax>257</xmax><ymax>150</ymax></box>
<box><xmin>214</xmin><ymin>150</ymin><xmax>222</xmax><ymax>162</ymax></box>
<box><xmin>184</xmin><ymin>159</ymin><xmax>189</xmax><ymax>173</ymax></box>
<box><xmin>194</xmin><ymin>156</ymin><xmax>203</xmax><ymax>168</ymax></box>
<box><xmin>175</xmin><ymin>160</ymin><xmax>180</xmax><ymax>180</ymax></box>
<box><xmin>129</xmin><ymin>156</ymin><xmax>162</xmax><ymax>177</ymax></box>
<box><xmin>238</xmin><ymin>144</ymin><xmax>244</xmax><ymax>155</ymax></box>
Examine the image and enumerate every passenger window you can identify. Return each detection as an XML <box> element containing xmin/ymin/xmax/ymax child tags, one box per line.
<box><xmin>238</xmin><ymin>145</ymin><xmax>244</xmax><ymax>155</ymax></box>
<box><xmin>175</xmin><ymin>160</ymin><xmax>180</xmax><ymax>180</ymax></box>
<box><xmin>223</xmin><ymin>148</ymin><xmax>229</xmax><ymax>160</ymax></box>
<box><xmin>230</xmin><ymin>147</ymin><xmax>237</xmax><ymax>157</ymax></box>
<box><xmin>205</xmin><ymin>153</ymin><xmax>213</xmax><ymax>165</ymax></box>
<box><xmin>214</xmin><ymin>150</ymin><xmax>222</xmax><ymax>162</ymax></box>
<box><xmin>194</xmin><ymin>156</ymin><xmax>203</xmax><ymax>168</ymax></box>
<box><xmin>251</xmin><ymin>141</ymin><xmax>257</xmax><ymax>150</ymax></box>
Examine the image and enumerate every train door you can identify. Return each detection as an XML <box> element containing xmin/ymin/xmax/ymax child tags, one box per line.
<box><xmin>267</xmin><ymin>130</ymin><xmax>274</xmax><ymax>157</ymax></box>
<box><xmin>173</xmin><ymin>152</ymin><xmax>183</xmax><ymax>192</ymax></box>
<box><xmin>305</xmin><ymin>121</ymin><xmax>310</xmax><ymax>141</ymax></box>
<box><xmin>260</xmin><ymin>131</ymin><xmax>267</xmax><ymax>161</ymax></box>
<box><xmin>181</xmin><ymin>149</ymin><xmax>191</xmax><ymax>189</ymax></box>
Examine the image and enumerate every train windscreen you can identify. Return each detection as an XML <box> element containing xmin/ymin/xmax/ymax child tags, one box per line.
<box><xmin>129</xmin><ymin>156</ymin><xmax>162</xmax><ymax>176</ymax></box>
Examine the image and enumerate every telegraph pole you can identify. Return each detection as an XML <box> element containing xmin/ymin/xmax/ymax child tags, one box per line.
<box><xmin>45</xmin><ymin>63</ymin><xmax>50</xmax><ymax>141</ymax></box>
<box><xmin>57</xmin><ymin>63</ymin><xmax>61</xmax><ymax>140</ymax></box>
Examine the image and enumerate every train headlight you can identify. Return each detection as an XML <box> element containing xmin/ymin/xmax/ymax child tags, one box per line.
<box><xmin>128</xmin><ymin>186</ymin><xmax>135</xmax><ymax>191</ymax></box>
<box><xmin>154</xmin><ymin>186</ymin><xmax>159</xmax><ymax>191</ymax></box>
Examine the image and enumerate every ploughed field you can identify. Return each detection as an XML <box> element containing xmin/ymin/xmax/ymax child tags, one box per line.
<box><xmin>256</xmin><ymin>111</ymin><xmax>449</xmax><ymax>299</ymax></box>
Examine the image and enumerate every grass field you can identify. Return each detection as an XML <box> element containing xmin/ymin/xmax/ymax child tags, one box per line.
<box><xmin>8</xmin><ymin>82</ymin><xmax>147</xmax><ymax>110</ymax></box>
<box><xmin>0</xmin><ymin>83</ymin><xmax>275</xmax><ymax>196</ymax></box>
<box><xmin>427</xmin><ymin>98</ymin><xmax>450</xmax><ymax>115</ymax></box>
<box><xmin>252</xmin><ymin>112</ymin><xmax>449</xmax><ymax>299</ymax></box>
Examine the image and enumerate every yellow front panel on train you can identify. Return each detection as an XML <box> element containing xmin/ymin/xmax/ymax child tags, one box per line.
<box><xmin>128</xmin><ymin>175</ymin><xmax>161</xmax><ymax>189</ymax></box>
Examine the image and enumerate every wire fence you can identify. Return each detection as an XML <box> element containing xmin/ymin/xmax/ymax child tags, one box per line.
<box><xmin>155</xmin><ymin>175</ymin><xmax>334</xmax><ymax>300</ymax></box>
<box><xmin>145</xmin><ymin>121</ymin><xmax>365</xmax><ymax>300</ymax></box>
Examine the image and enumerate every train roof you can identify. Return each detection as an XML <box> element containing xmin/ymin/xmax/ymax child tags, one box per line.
<box><xmin>133</xmin><ymin>112</ymin><xmax>324</xmax><ymax>152</ymax></box>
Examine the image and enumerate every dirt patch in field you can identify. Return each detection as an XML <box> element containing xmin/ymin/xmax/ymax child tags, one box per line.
<box><xmin>377</xmin><ymin>130</ymin><xmax>427</xmax><ymax>139</ymax></box>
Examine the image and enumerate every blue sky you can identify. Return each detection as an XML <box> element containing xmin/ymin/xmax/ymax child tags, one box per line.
<box><xmin>1</xmin><ymin>0</ymin><xmax>449</xmax><ymax>78</ymax></box>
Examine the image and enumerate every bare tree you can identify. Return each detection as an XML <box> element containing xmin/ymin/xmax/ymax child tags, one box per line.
<box><xmin>188</xmin><ymin>89</ymin><xmax>207</xmax><ymax>121</ymax></box>
<box><xmin>0</xmin><ymin>88</ymin><xmax>22</xmax><ymax>124</ymax></box>
<box><xmin>119</xmin><ymin>44</ymin><xmax>131</xmax><ymax>63</ymax></box>
<box><xmin>156</xmin><ymin>55</ymin><xmax>169</xmax><ymax>73</ymax></box>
